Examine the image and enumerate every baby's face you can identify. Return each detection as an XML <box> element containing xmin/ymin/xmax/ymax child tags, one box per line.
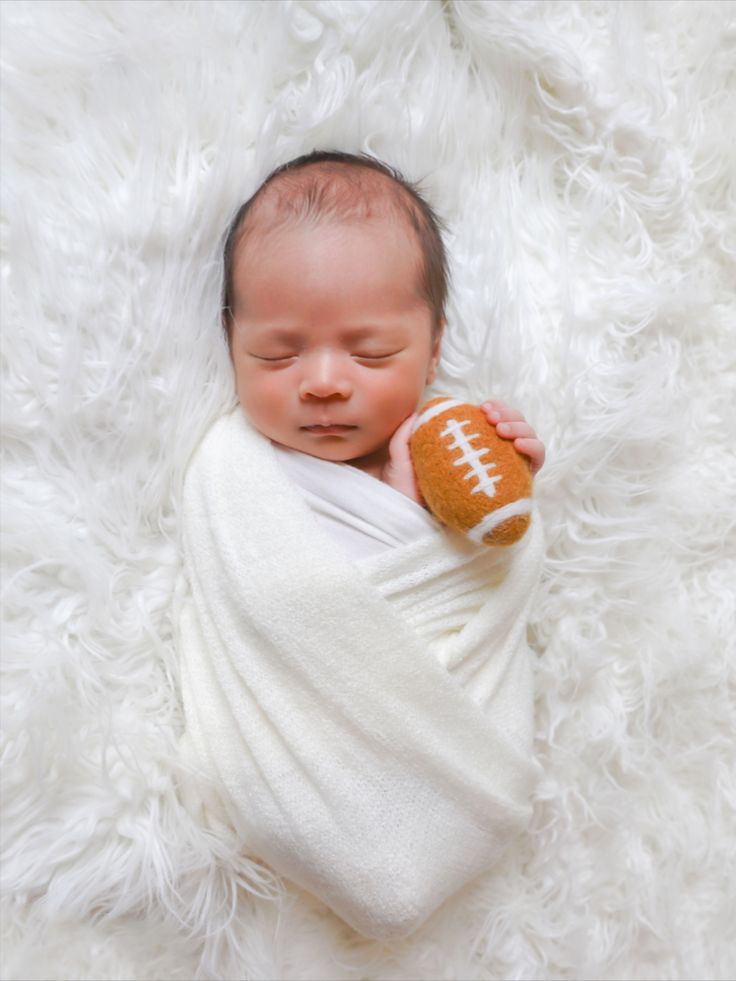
<box><xmin>228</xmin><ymin>218</ymin><xmax>442</xmax><ymax>474</ymax></box>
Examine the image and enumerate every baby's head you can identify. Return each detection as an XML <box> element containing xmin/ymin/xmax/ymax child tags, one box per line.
<box><xmin>222</xmin><ymin>150</ymin><xmax>449</xmax><ymax>474</ymax></box>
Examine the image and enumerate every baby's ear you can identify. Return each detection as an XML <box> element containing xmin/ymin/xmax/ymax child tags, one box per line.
<box><xmin>426</xmin><ymin>320</ymin><xmax>445</xmax><ymax>384</ymax></box>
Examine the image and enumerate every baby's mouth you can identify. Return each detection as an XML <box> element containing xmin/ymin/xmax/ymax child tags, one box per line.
<box><xmin>302</xmin><ymin>424</ymin><xmax>357</xmax><ymax>434</ymax></box>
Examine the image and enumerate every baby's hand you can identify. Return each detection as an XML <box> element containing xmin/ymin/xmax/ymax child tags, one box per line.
<box><xmin>481</xmin><ymin>399</ymin><xmax>546</xmax><ymax>475</ymax></box>
<box><xmin>382</xmin><ymin>400</ymin><xmax>545</xmax><ymax>505</ymax></box>
<box><xmin>381</xmin><ymin>414</ymin><xmax>426</xmax><ymax>506</ymax></box>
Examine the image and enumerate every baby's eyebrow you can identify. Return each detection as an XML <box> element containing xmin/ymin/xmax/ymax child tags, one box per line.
<box><xmin>256</xmin><ymin>328</ymin><xmax>301</xmax><ymax>343</ymax></box>
<box><xmin>340</xmin><ymin>326</ymin><xmax>391</xmax><ymax>339</ymax></box>
<box><xmin>258</xmin><ymin>325</ymin><xmax>398</xmax><ymax>342</ymax></box>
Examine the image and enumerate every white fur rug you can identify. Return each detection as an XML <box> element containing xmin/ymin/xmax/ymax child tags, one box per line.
<box><xmin>2</xmin><ymin>1</ymin><xmax>735</xmax><ymax>978</ymax></box>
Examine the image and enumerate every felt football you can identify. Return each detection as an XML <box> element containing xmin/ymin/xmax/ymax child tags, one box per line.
<box><xmin>409</xmin><ymin>397</ymin><xmax>533</xmax><ymax>546</ymax></box>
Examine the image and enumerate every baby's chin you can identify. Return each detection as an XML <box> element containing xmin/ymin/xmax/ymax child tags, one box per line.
<box><xmin>272</xmin><ymin>430</ymin><xmax>390</xmax><ymax>475</ymax></box>
<box><xmin>323</xmin><ymin>440</ymin><xmax>391</xmax><ymax>478</ymax></box>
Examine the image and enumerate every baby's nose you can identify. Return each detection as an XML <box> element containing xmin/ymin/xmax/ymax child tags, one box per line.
<box><xmin>298</xmin><ymin>349</ymin><xmax>353</xmax><ymax>400</ymax></box>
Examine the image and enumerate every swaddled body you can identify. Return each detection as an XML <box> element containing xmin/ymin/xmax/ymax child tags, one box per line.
<box><xmin>179</xmin><ymin>408</ymin><xmax>545</xmax><ymax>939</ymax></box>
<box><xmin>178</xmin><ymin>151</ymin><xmax>547</xmax><ymax>939</ymax></box>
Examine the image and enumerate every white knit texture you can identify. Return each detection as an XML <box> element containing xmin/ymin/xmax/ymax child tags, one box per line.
<box><xmin>177</xmin><ymin>407</ymin><xmax>544</xmax><ymax>942</ymax></box>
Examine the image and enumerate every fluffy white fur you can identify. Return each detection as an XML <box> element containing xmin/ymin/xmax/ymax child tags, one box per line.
<box><xmin>1</xmin><ymin>1</ymin><xmax>734</xmax><ymax>979</ymax></box>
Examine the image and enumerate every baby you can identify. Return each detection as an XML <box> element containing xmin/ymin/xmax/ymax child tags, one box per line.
<box><xmin>178</xmin><ymin>150</ymin><xmax>548</xmax><ymax>939</ymax></box>
<box><xmin>221</xmin><ymin>150</ymin><xmax>545</xmax><ymax>513</ymax></box>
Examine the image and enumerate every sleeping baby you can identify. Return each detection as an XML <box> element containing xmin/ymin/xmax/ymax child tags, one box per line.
<box><xmin>221</xmin><ymin>150</ymin><xmax>545</xmax><ymax>560</ymax></box>
<box><xmin>177</xmin><ymin>150</ymin><xmax>548</xmax><ymax>941</ymax></box>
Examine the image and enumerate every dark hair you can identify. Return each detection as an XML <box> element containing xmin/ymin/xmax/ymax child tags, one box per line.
<box><xmin>221</xmin><ymin>149</ymin><xmax>449</xmax><ymax>345</ymax></box>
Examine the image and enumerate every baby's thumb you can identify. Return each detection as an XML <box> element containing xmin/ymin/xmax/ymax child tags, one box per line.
<box><xmin>384</xmin><ymin>414</ymin><xmax>425</xmax><ymax>506</ymax></box>
<box><xmin>387</xmin><ymin>413</ymin><xmax>417</xmax><ymax>466</ymax></box>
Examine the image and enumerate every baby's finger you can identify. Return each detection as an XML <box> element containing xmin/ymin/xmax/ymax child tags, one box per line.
<box><xmin>385</xmin><ymin>414</ymin><xmax>426</xmax><ymax>505</ymax></box>
<box><xmin>514</xmin><ymin>437</ymin><xmax>546</xmax><ymax>475</ymax></box>
<box><xmin>388</xmin><ymin>414</ymin><xmax>416</xmax><ymax>465</ymax></box>
<box><xmin>481</xmin><ymin>401</ymin><xmax>526</xmax><ymax>425</ymax></box>
<box><xmin>481</xmin><ymin>399</ymin><xmax>511</xmax><ymax>414</ymax></box>
<box><xmin>494</xmin><ymin>421</ymin><xmax>535</xmax><ymax>440</ymax></box>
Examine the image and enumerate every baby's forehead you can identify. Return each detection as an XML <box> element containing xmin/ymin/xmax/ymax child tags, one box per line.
<box><xmin>240</xmin><ymin>164</ymin><xmax>419</xmax><ymax>244</ymax></box>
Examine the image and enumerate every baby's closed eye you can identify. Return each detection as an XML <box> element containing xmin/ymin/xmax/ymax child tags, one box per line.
<box><xmin>354</xmin><ymin>350</ymin><xmax>402</xmax><ymax>361</ymax></box>
<box><xmin>247</xmin><ymin>350</ymin><xmax>403</xmax><ymax>362</ymax></box>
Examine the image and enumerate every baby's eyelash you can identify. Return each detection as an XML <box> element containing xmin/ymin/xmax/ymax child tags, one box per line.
<box><xmin>356</xmin><ymin>353</ymin><xmax>395</xmax><ymax>360</ymax></box>
<box><xmin>251</xmin><ymin>352</ymin><xmax>400</xmax><ymax>362</ymax></box>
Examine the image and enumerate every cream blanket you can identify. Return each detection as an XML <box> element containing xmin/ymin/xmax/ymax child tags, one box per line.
<box><xmin>178</xmin><ymin>406</ymin><xmax>545</xmax><ymax>940</ymax></box>
<box><xmin>271</xmin><ymin>440</ymin><xmax>444</xmax><ymax>560</ymax></box>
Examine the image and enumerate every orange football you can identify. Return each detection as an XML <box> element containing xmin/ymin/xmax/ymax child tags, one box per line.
<box><xmin>409</xmin><ymin>397</ymin><xmax>533</xmax><ymax>546</ymax></box>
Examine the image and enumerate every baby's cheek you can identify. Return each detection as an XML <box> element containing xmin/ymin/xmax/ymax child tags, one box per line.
<box><xmin>370</xmin><ymin>366</ymin><xmax>425</xmax><ymax>411</ymax></box>
<box><xmin>236</xmin><ymin>369</ymin><xmax>281</xmax><ymax>425</ymax></box>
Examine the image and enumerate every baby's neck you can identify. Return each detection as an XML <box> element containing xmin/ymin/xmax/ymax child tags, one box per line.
<box><xmin>271</xmin><ymin>438</ymin><xmax>389</xmax><ymax>482</ymax></box>
<box><xmin>345</xmin><ymin>444</ymin><xmax>390</xmax><ymax>481</ymax></box>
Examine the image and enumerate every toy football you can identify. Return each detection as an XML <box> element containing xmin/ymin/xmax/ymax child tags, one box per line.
<box><xmin>409</xmin><ymin>397</ymin><xmax>533</xmax><ymax>546</ymax></box>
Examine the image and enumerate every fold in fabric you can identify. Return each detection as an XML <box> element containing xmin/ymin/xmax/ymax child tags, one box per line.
<box><xmin>271</xmin><ymin>440</ymin><xmax>443</xmax><ymax>560</ymax></box>
<box><xmin>176</xmin><ymin>406</ymin><xmax>545</xmax><ymax>940</ymax></box>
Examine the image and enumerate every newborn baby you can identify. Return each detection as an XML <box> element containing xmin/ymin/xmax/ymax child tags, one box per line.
<box><xmin>177</xmin><ymin>150</ymin><xmax>548</xmax><ymax>941</ymax></box>
<box><xmin>221</xmin><ymin>150</ymin><xmax>545</xmax><ymax>528</ymax></box>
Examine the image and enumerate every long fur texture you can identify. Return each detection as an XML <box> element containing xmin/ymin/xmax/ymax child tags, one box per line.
<box><xmin>1</xmin><ymin>1</ymin><xmax>734</xmax><ymax>978</ymax></box>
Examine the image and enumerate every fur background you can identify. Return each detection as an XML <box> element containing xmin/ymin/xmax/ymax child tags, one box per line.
<box><xmin>2</xmin><ymin>1</ymin><xmax>734</xmax><ymax>978</ymax></box>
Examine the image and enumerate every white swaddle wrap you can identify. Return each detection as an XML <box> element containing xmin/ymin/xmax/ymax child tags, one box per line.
<box><xmin>271</xmin><ymin>440</ymin><xmax>443</xmax><ymax>560</ymax></box>
<box><xmin>177</xmin><ymin>406</ymin><xmax>545</xmax><ymax>940</ymax></box>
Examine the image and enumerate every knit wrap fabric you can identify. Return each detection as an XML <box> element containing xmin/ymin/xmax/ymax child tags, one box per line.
<box><xmin>177</xmin><ymin>406</ymin><xmax>545</xmax><ymax>940</ymax></box>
